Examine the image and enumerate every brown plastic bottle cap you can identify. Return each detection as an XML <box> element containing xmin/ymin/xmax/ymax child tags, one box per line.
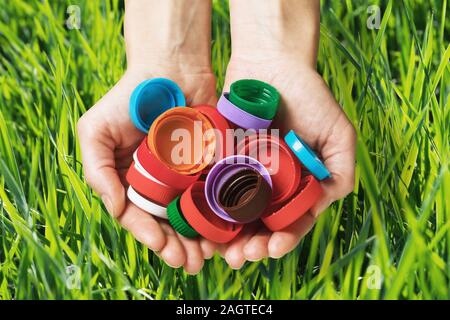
<box><xmin>218</xmin><ymin>168</ymin><xmax>272</xmax><ymax>223</ymax></box>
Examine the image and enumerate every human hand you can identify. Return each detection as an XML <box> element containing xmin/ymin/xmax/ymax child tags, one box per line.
<box><xmin>218</xmin><ymin>0</ymin><xmax>355</xmax><ymax>268</ymax></box>
<box><xmin>79</xmin><ymin>68</ymin><xmax>220</xmax><ymax>274</ymax></box>
<box><xmin>77</xmin><ymin>0</ymin><xmax>218</xmax><ymax>274</ymax></box>
<box><xmin>77</xmin><ymin>66</ymin><xmax>218</xmax><ymax>274</ymax></box>
<box><xmin>219</xmin><ymin>58</ymin><xmax>356</xmax><ymax>268</ymax></box>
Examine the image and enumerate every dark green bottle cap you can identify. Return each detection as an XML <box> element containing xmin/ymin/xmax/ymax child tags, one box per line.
<box><xmin>229</xmin><ymin>79</ymin><xmax>280</xmax><ymax>120</ymax></box>
<box><xmin>167</xmin><ymin>196</ymin><xmax>199</xmax><ymax>238</ymax></box>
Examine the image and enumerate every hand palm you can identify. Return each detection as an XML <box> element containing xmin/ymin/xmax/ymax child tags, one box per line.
<box><xmin>217</xmin><ymin>59</ymin><xmax>356</xmax><ymax>268</ymax></box>
<box><xmin>78</xmin><ymin>69</ymin><xmax>218</xmax><ymax>273</ymax></box>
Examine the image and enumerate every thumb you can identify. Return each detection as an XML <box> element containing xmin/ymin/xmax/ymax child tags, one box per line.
<box><xmin>77</xmin><ymin>116</ymin><xmax>126</xmax><ymax>218</ymax></box>
<box><xmin>311</xmin><ymin>125</ymin><xmax>356</xmax><ymax>217</ymax></box>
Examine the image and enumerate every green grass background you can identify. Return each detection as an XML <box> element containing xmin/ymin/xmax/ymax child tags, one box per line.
<box><xmin>0</xmin><ymin>0</ymin><xmax>449</xmax><ymax>299</ymax></box>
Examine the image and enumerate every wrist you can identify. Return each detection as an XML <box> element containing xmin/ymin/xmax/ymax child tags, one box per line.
<box><xmin>125</xmin><ymin>0</ymin><xmax>212</xmax><ymax>73</ymax></box>
<box><xmin>229</xmin><ymin>0</ymin><xmax>319</xmax><ymax>67</ymax></box>
<box><xmin>126</xmin><ymin>53</ymin><xmax>213</xmax><ymax>77</ymax></box>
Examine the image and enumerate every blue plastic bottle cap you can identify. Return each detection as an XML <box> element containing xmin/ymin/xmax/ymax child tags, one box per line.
<box><xmin>284</xmin><ymin>130</ymin><xmax>331</xmax><ymax>180</ymax></box>
<box><xmin>129</xmin><ymin>78</ymin><xmax>186</xmax><ymax>133</ymax></box>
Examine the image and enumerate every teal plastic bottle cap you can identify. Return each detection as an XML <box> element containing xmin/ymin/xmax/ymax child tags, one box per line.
<box><xmin>129</xmin><ymin>78</ymin><xmax>186</xmax><ymax>133</ymax></box>
<box><xmin>284</xmin><ymin>130</ymin><xmax>331</xmax><ymax>180</ymax></box>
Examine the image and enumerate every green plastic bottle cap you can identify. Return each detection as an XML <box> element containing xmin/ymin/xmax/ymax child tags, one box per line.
<box><xmin>167</xmin><ymin>196</ymin><xmax>199</xmax><ymax>238</ymax></box>
<box><xmin>229</xmin><ymin>79</ymin><xmax>280</xmax><ymax>120</ymax></box>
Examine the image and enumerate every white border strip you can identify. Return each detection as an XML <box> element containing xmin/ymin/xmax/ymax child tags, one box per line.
<box><xmin>133</xmin><ymin>151</ymin><xmax>170</xmax><ymax>186</ymax></box>
<box><xmin>127</xmin><ymin>186</ymin><xmax>168</xmax><ymax>219</ymax></box>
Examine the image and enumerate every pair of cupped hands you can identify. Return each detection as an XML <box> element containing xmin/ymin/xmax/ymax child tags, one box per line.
<box><xmin>77</xmin><ymin>54</ymin><xmax>356</xmax><ymax>274</ymax></box>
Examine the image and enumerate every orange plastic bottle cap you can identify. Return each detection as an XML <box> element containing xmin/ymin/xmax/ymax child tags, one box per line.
<box><xmin>148</xmin><ymin>107</ymin><xmax>215</xmax><ymax>175</ymax></box>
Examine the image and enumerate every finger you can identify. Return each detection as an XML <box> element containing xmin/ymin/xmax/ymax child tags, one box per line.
<box><xmin>200</xmin><ymin>238</ymin><xmax>217</xmax><ymax>260</ymax></box>
<box><xmin>313</xmin><ymin>121</ymin><xmax>356</xmax><ymax>217</ymax></box>
<box><xmin>158</xmin><ymin>223</ymin><xmax>187</xmax><ymax>268</ymax></box>
<box><xmin>118</xmin><ymin>168</ymin><xmax>129</xmax><ymax>186</ymax></box>
<box><xmin>115</xmin><ymin>142</ymin><xmax>140</xmax><ymax>169</ymax></box>
<box><xmin>77</xmin><ymin>116</ymin><xmax>125</xmax><ymax>218</ymax></box>
<box><xmin>117</xmin><ymin>203</ymin><xmax>167</xmax><ymax>252</ymax></box>
<box><xmin>243</xmin><ymin>228</ymin><xmax>271</xmax><ymax>262</ymax></box>
<box><xmin>223</xmin><ymin>224</ymin><xmax>259</xmax><ymax>269</ymax></box>
<box><xmin>177</xmin><ymin>235</ymin><xmax>204</xmax><ymax>275</ymax></box>
<box><xmin>310</xmin><ymin>177</ymin><xmax>340</xmax><ymax>217</ymax></box>
<box><xmin>268</xmin><ymin>212</ymin><xmax>316</xmax><ymax>259</ymax></box>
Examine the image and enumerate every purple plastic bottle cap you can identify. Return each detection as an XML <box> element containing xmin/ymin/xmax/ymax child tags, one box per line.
<box><xmin>205</xmin><ymin>155</ymin><xmax>272</xmax><ymax>223</ymax></box>
<box><xmin>217</xmin><ymin>94</ymin><xmax>272</xmax><ymax>130</ymax></box>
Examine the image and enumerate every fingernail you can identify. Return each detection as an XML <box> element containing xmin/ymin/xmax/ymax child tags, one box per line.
<box><xmin>311</xmin><ymin>208</ymin><xmax>321</xmax><ymax>218</ymax></box>
<box><xmin>101</xmin><ymin>195</ymin><xmax>115</xmax><ymax>217</ymax></box>
<box><xmin>311</xmin><ymin>198</ymin><xmax>332</xmax><ymax>218</ymax></box>
<box><xmin>243</xmin><ymin>245</ymin><xmax>259</xmax><ymax>262</ymax></box>
<box><xmin>165</xmin><ymin>262</ymin><xmax>179</xmax><ymax>269</ymax></box>
<box><xmin>163</xmin><ymin>258</ymin><xmax>183</xmax><ymax>269</ymax></box>
<box><xmin>268</xmin><ymin>240</ymin><xmax>285</xmax><ymax>259</ymax></box>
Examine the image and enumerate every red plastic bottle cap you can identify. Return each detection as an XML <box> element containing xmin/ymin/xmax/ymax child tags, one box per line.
<box><xmin>136</xmin><ymin>138</ymin><xmax>201</xmax><ymax>190</ymax></box>
<box><xmin>237</xmin><ymin>133</ymin><xmax>301</xmax><ymax>207</ymax></box>
<box><xmin>126</xmin><ymin>161</ymin><xmax>183</xmax><ymax>207</ymax></box>
<box><xmin>180</xmin><ymin>181</ymin><xmax>243</xmax><ymax>244</ymax></box>
<box><xmin>261</xmin><ymin>175</ymin><xmax>322</xmax><ymax>231</ymax></box>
